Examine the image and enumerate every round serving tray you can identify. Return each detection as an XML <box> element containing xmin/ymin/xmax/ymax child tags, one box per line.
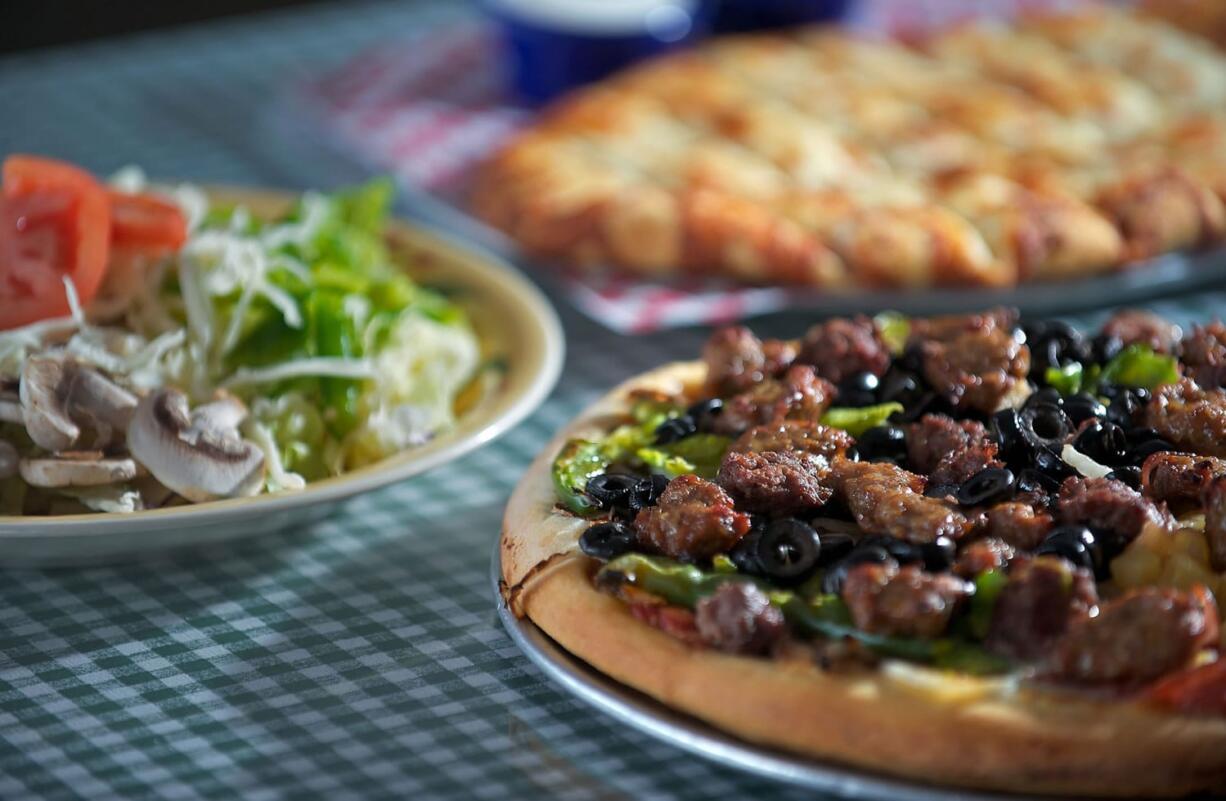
<box><xmin>491</xmin><ymin>545</ymin><xmax>1057</xmax><ymax>801</ymax></box>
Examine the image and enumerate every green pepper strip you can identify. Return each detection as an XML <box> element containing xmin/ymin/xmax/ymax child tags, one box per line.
<box><xmin>1045</xmin><ymin>344</ymin><xmax>1178</xmax><ymax>397</ymax></box>
<box><xmin>600</xmin><ymin>554</ymin><xmax>1010</xmax><ymax>674</ymax></box>
<box><xmin>551</xmin><ymin>400</ymin><xmax>731</xmax><ymax>514</ymax></box>
<box><xmin>1098</xmin><ymin>344</ymin><xmax>1179</xmax><ymax>391</ymax></box>
<box><xmin>552</xmin><ymin>439</ymin><xmax>607</xmax><ymax>515</ymax></box>
<box><xmin>966</xmin><ymin>569</ymin><xmax>1008</xmax><ymax>641</ymax></box>
<box><xmin>820</xmin><ymin>403</ymin><xmax>904</xmax><ymax>437</ymax></box>
<box><xmin>1044</xmin><ymin>363</ymin><xmax>1084</xmax><ymax>396</ymax></box>
<box><xmin>874</xmin><ymin>311</ymin><xmax>910</xmax><ymax>356</ymax></box>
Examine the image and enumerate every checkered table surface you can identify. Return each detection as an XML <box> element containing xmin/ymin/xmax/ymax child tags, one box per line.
<box><xmin>1</xmin><ymin>2</ymin><xmax>1225</xmax><ymax>799</ymax></box>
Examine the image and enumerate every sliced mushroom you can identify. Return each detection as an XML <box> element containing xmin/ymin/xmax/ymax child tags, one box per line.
<box><xmin>190</xmin><ymin>395</ymin><xmax>248</xmax><ymax>433</ymax></box>
<box><xmin>20</xmin><ymin>356</ymin><xmax>80</xmax><ymax>452</ymax></box>
<box><xmin>62</xmin><ymin>364</ymin><xmax>138</xmax><ymax>445</ymax></box>
<box><xmin>60</xmin><ymin>485</ymin><xmax>144</xmax><ymax>514</ymax></box>
<box><xmin>0</xmin><ymin>398</ymin><xmax>20</xmax><ymax>425</ymax></box>
<box><xmin>18</xmin><ymin>356</ymin><xmax>140</xmax><ymax>451</ymax></box>
<box><xmin>0</xmin><ymin>439</ymin><xmax>17</xmax><ymax>479</ymax></box>
<box><xmin>126</xmin><ymin>389</ymin><xmax>265</xmax><ymax>502</ymax></box>
<box><xmin>0</xmin><ymin>377</ymin><xmax>21</xmax><ymax>423</ymax></box>
<box><xmin>19</xmin><ymin>451</ymin><xmax>139</xmax><ymax>488</ymax></box>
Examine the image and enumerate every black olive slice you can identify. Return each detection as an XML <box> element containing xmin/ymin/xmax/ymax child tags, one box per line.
<box><xmin>819</xmin><ymin>544</ymin><xmax>892</xmax><ymax>595</ymax></box>
<box><xmin>654</xmin><ymin>415</ymin><xmax>697</xmax><ymax>444</ymax></box>
<box><xmin>1025</xmin><ymin>387</ymin><xmax>1063</xmax><ymax>409</ymax></box>
<box><xmin>579</xmin><ymin>521</ymin><xmax>637</xmax><ymax>561</ymax></box>
<box><xmin>631</xmin><ymin>474</ymin><xmax>670</xmax><ymax>508</ymax></box>
<box><xmin>813</xmin><ymin>529</ymin><xmax>856</xmax><ymax>565</ymax></box>
<box><xmin>1017</xmin><ymin>467</ymin><xmax>1061</xmax><ymax>495</ymax></box>
<box><xmin>856</xmin><ymin>424</ymin><xmax>908</xmax><ymax>464</ymax></box>
<box><xmin>728</xmin><ymin>524</ymin><xmax>764</xmax><ymax>574</ymax></box>
<box><xmin>991</xmin><ymin>408</ymin><xmax>1028</xmax><ymax>464</ymax></box>
<box><xmin>956</xmin><ymin>467</ymin><xmax>1016</xmax><ymax>507</ymax></box>
<box><xmin>857</xmin><ymin>535</ymin><xmax>923</xmax><ymax>564</ymax></box>
<box><xmin>836</xmin><ymin>372</ymin><xmax>880</xmax><ymax>408</ymax></box>
<box><xmin>1105</xmin><ymin>466</ymin><xmax>1142</xmax><ymax>491</ymax></box>
<box><xmin>1062</xmin><ymin>392</ymin><xmax>1106</xmax><ymax>425</ymax></box>
<box><xmin>1072</xmin><ymin>420</ymin><xmax>1129</xmax><ymax>466</ymax></box>
<box><xmin>877</xmin><ymin>368</ymin><xmax>923</xmax><ymax>407</ymax></box>
<box><xmin>921</xmin><ymin>536</ymin><xmax>957</xmax><ymax>572</ymax></box>
<box><xmin>687</xmin><ymin>398</ymin><xmax>724</xmax><ymax>432</ymax></box>
<box><xmin>1127</xmin><ymin>437</ymin><xmax>1175</xmax><ymax>465</ymax></box>
<box><xmin>1036</xmin><ymin>524</ymin><xmax>1103</xmax><ymax>578</ymax></box>
<box><xmin>752</xmin><ymin>518</ymin><xmax>822</xmax><ymax>585</ymax></box>
<box><xmin>585</xmin><ymin>473</ymin><xmax>640</xmax><ymax>510</ymax></box>
<box><xmin>1032</xmin><ymin>447</ymin><xmax>1077</xmax><ymax>482</ymax></box>
<box><xmin>1091</xmin><ymin>332</ymin><xmax>1123</xmax><ymax>364</ymax></box>
<box><xmin>1020</xmin><ymin>403</ymin><xmax>1072</xmax><ymax>452</ymax></box>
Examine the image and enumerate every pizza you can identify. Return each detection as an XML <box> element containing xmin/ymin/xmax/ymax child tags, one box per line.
<box><xmin>500</xmin><ymin>309</ymin><xmax>1226</xmax><ymax>796</ymax></box>
<box><xmin>472</xmin><ymin>6</ymin><xmax>1226</xmax><ymax>290</ymax></box>
<box><xmin>1141</xmin><ymin>0</ymin><xmax>1226</xmax><ymax>51</ymax></box>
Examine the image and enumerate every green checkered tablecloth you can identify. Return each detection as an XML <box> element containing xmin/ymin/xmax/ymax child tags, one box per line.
<box><xmin>3</xmin><ymin>3</ymin><xmax>1226</xmax><ymax>799</ymax></box>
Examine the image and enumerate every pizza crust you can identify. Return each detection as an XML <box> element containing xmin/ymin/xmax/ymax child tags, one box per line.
<box><xmin>500</xmin><ymin>363</ymin><xmax>1226</xmax><ymax>797</ymax></box>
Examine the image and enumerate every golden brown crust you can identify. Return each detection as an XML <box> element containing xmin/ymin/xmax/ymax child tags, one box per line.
<box><xmin>474</xmin><ymin>7</ymin><xmax>1226</xmax><ymax>290</ymax></box>
<box><xmin>1094</xmin><ymin>168</ymin><xmax>1226</xmax><ymax>260</ymax></box>
<box><xmin>500</xmin><ymin>361</ymin><xmax>1226</xmax><ymax>797</ymax></box>
<box><xmin>524</xmin><ymin>560</ymin><xmax>1226</xmax><ymax>797</ymax></box>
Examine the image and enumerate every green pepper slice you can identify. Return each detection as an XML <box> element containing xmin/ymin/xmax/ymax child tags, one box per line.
<box><xmin>552</xmin><ymin>439</ymin><xmax>608</xmax><ymax>515</ymax></box>
<box><xmin>1098</xmin><ymin>344</ymin><xmax>1179</xmax><ymax>391</ymax></box>
<box><xmin>820</xmin><ymin>402</ymin><xmax>904</xmax><ymax>437</ymax></box>
<box><xmin>599</xmin><ymin>554</ymin><xmax>1011</xmax><ymax>674</ymax></box>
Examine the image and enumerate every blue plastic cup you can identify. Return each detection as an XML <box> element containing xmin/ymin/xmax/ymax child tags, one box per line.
<box><xmin>484</xmin><ymin>0</ymin><xmax>711</xmax><ymax>105</ymax></box>
<box><xmin>712</xmin><ymin>0</ymin><xmax>856</xmax><ymax>32</ymax></box>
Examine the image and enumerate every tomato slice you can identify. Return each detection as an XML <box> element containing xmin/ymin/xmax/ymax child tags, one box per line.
<box><xmin>109</xmin><ymin>190</ymin><xmax>187</xmax><ymax>252</ymax></box>
<box><xmin>1147</xmin><ymin>659</ymin><xmax>1226</xmax><ymax>716</ymax></box>
<box><xmin>1</xmin><ymin>156</ymin><xmax>111</xmax><ymax>330</ymax></box>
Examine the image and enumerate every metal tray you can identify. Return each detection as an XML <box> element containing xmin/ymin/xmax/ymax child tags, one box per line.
<box><xmin>491</xmin><ymin>544</ymin><xmax>1053</xmax><ymax>801</ymax></box>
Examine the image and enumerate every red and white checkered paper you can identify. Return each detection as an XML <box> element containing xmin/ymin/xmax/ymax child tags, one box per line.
<box><xmin>299</xmin><ymin>0</ymin><xmax>1087</xmax><ymax>332</ymax></box>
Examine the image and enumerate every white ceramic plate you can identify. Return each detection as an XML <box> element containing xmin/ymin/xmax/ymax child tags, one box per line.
<box><xmin>0</xmin><ymin>189</ymin><xmax>564</xmax><ymax>566</ymax></box>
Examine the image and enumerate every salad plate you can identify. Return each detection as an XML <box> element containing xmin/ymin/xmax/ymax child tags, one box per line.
<box><xmin>0</xmin><ymin>187</ymin><xmax>563</xmax><ymax>566</ymax></box>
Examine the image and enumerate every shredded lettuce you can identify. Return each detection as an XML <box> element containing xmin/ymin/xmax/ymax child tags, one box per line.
<box><xmin>99</xmin><ymin>177</ymin><xmax>482</xmax><ymax>490</ymax></box>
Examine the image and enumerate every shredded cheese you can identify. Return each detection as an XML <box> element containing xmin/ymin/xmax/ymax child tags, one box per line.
<box><xmin>220</xmin><ymin>358</ymin><xmax>376</xmax><ymax>389</ymax></box>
